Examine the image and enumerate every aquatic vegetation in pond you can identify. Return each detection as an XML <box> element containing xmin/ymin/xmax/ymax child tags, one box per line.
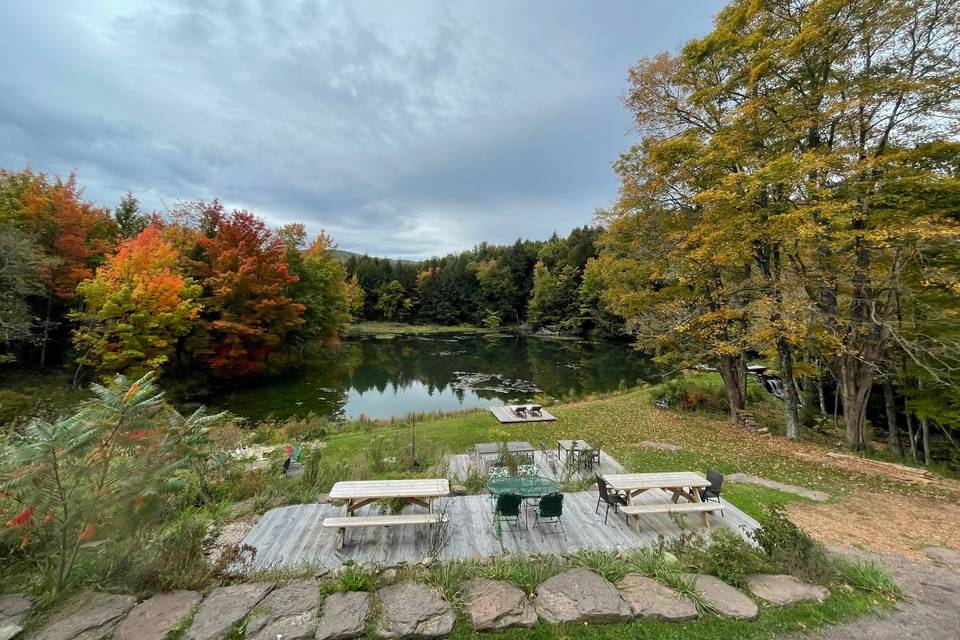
<box><xmin>450</xmin><ymin>371</ymin><xmax>541</xmax><ymax>394</ymax></box>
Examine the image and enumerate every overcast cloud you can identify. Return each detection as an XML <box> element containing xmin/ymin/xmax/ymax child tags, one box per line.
<box><xmin>0</xmin><ymin>0</ymin><xmax>724</xmax><ymax>259</ymax></box>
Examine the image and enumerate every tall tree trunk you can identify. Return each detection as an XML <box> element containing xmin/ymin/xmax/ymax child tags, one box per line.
<box><xmin>882</xmin><ymin>377</ymin><xmax>902</xmax><ymax>458</ymax></box>
<box><xmin>718</xmin><ymin>354</ymin><xmax>746</xmax><ymax>424</ymax></box>
<box><xmin>777</xmin><ymin>339</ymin><xmax>800</xmax><ymax>439</ymax></box>
<box><xmin>816</xmin><ymin>360</ymin><xmax>827</xmax><ymax>414</ymax></box>
<box><xmin>838</xmin><ymin>354</ymin><xmax>875</xmax><ymax>450</ymax></box>
<box><xmin>921</xmin><ymin>418</ymin><xmax>931</xmax><ymax>466</ymax></box>
<box><xmin>39</xmin><ymin>291</ymin><xmax>53</xmax><ymax>368</ymax></box>
<box><xmin>905</xmin><ymin>410</ymin><xmax>917</xmax><ymax>461</ymax></box>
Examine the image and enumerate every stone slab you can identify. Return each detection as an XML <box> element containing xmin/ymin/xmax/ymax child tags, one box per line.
<box><xmin>746</xmin><ymin>574</ymin><xmax>829</xmax><ymax>606</ymax></box>
<box><xmin>618</xmin><ymin>574</ymin><xmax>697</xmax><ymax>621</ymax></box>
<box><xmin>245</xmin><ymin>581</ymin><xmax>319</xmax><ymax>640</ymax></box>
<box><xmin>186</xmin><ymin>582</ymin><xmax>273</xmax><ymax>640</ymax></box>
<box><xmin>375</xmin><ymin>583</ymin><xmax>454</xmax><ymax>639</ymax></box>
<box><xmin>314</xmin><ymin>591</ymin><xmax>370</xmax><ymax>640</ymax></box>
<box><xmin>34</xmin><ymin>591</ymin><xmax>136</xmax><ymax>640</ymax></box>
<box><xmin>683</xmin><ymin>574</ymin><xmax>758</xmax><ymax>620</ymax></box>
<box><xmin>115</xmin><ymin>591</ymin><xmax>202</xmax><ymax>640</ymax></box>
<box><xmin>463</xmin><ymin>578</ymin><xmax>537</xmax><ymax>631</ymax></box>
<box><xmin>533</xmin><ymin>569</ymin><xmax>632</xmax><ymax>624</ymax></box>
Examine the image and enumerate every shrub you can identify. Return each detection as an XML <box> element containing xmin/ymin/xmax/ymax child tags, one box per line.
<box><xmin>0</xmin><ymin>372</ymin><xmax>225</xmax><ymax>594</ymax></box>
<box><xmin>649</xmin><ymin>372</ymin><xmax>767</xmax><ymax>414</ymax></box>
<box><xmin>670</xmin><ymin>529</ymin><xmax>775</xmax><ymax>587</ymax></box>
<box><xmin>750</xmin><ymin>504</ymin><xmax>837</xmax><ymax>584</ymax></box>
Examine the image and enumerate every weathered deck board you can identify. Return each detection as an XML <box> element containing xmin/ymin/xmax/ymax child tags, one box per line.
<box><xmin>238</xmin><ymin>489</ymin><xmax>759</xmax><ymax>572</ymax></box>
<box><xmin>489</xmin><ymin>406</ymin><xmax>557</xmax><ymax>423</ymax></box>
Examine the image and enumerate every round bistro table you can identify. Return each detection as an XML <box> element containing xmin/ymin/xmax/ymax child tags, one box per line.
<box><xmin>487</xmin><ymin>474</ymin><xmax>561</xmax><ymax>498</ymax></box>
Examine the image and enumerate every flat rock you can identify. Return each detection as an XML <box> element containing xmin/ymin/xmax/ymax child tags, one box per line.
<box><xmin>245</xmin><ymin>581</ymin><xmax>319</xmax><ymax>640</ymax></box>
<box><xmin>638</xmin><ymin>440</ymin><xmax>683</xmax><ymax>452</ymax></box>
<box><xmin>375</xmin><ymin>582</ymin><xmax>454</xmax><ymax>639</ymax></box>
<box><xmin>533</xmin><ymin>568</ymin><xmax>631</xmax><ymax>624</ymax></box>
<box><xmin>34</xmin><ymin>591</ymin><xmax>136</xmax><ymax>640</ymax></box>
<box><xmin>618</xmin><ymin>574</ymin><xmax>697</xmax><ymax>621</ymax></box>
<box><xmin>0</xmin><ymin>594</ymin><xmax>32</xmax><ymax>640</ymax></box>
<box><xmin>114</xmin><ymin>591</ymin><xmax>202</xmax><ymax>640</ymax></box>
<box><xmin>683</xmin><ymin>574</ymin><xmax>758</xmax><ymax>620</ymax></box>
<box><xmin>463</xmin><ymin>578</ymin><xmax>537</xmax><ymax>631</ymax></box>
<box><xmin>186</xmin><ymin>582</ymin><xmax>273</xmax><ymax>640</ymax></box>
<box><xmin>315</xmin><ymin>591</ymin><xmax>370</xmax><ymax>640</ymax></box>
<box><xmin>923</xmin><ymin>546</ymin><xmax>960</xmax><ymax>571</ymax></box>
<box><xmin>726</xmin><ymin>473</ymin><xmax>829</xmax><ymax>502</ymax></box>
<box><xmin>746</xmin><ymin>574</ymin><xmax>829</xmax><ymax>606</ymax></box>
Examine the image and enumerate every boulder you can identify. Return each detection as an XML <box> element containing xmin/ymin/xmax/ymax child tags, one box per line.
<box><xmin>924</xmin><ymin>546</ymin><xmax>960</xmax><ymax>571</ymax></box>
<box><xmin>314</xmin><ymin>591</ymin><xmax>370</xmax><ymax>640</ymax></box>
<box><xmin>533</xmin><ymin>569</ymin><xmax>631</xmax><ymax>624</ymax></box>
<box><xmin>463</xmin><ymin>578</ymin><xmax>537</xmax><ymax>631</ymax></box>
<box><xmin>0</xmin><ymin>594</ymin><xmax>32</xmax><ymax>640</ymax></box>
<box><xmin>186</xmin><ymin>582</ymin><xmax>273</xmax><ymax>640</ymax></box>
<box><xmin>34</xmin><ymin>591</ymin><xmax>136</xmax><ymax>640</ymax></box>
<box><xmin>450</xmin><ymin>485</ymin><xmax>468</xmax><ymax>496</ymax></box>
<box><xmin>746</xmin><ymin>574</ymin><xmax>829</xmax><ymax>606</ymax></box>
<box><xmin>245</xmin><ymin>581</ymin><xmax>319</xmax><ymax>640</ymax></box>
<box><xmin>374</xmin><ymin>582</ymin><xmax>454</xmax><ymax>639</ymax></box>
<box><xmin>617</xmin><ymin>575</ymin><xmax>697</xmax><ymax>622</ymax></box>
<box><xmin>114</xmin><ymin>591</ymin><xmax>202</xmax><ymax>640</ymax></box>
<box><xmin>683</xmin><ymin>574</ymin><xmax>758</xmax><ymax>620</ymax></box>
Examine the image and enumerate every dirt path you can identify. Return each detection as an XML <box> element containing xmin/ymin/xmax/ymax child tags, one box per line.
<box><xmin>796</xmin><ymin>545</ymin><xmax>960</xmax><ymax>640</ymax></box>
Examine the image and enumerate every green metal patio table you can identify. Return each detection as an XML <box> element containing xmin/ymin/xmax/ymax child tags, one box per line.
<box><xmin>487</xmin><ymin>474</ymin><xmax>561</xmax><ymax>498</ymax></box>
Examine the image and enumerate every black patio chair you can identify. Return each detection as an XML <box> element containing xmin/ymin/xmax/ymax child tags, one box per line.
<box><xmin>494</xmin><ymin>493</ymin><xmax>525</xmax><ymax>536</ymax></box>
<box><xmin>534</xmin><ymin>492</ymin><xmax>566</xmax><ymax>540</ymax></box>
<box><xmin>581</xmin><ymin>446</ymin><xmax>601</xmax><ymax>470</ymax></box>
<box><xmin>699</xmin><ymin>468</ymin><xmax>724</xmax><ymax>514</ymax></box>
<box><xmin>595</xmin><ymin>474</ymin><xmax>627</xmax><ymax>524</ymax></box>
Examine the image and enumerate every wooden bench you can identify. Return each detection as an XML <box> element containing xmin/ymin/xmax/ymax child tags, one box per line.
<box><xmin>620</xmin><ymin>501</ymin><xmax>723</xmax><ymax>528</ymax></box>
<box><xmin>322</xmin><ymin>514</ymin><xmax>447</xmax><ymax>549</ymax></box>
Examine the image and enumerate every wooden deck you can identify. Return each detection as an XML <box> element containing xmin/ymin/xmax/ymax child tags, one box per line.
<box><xmin>446</xmin><ymin>448</ymin><xmax>626</xmax><ymax>483</ymax></box>
<box><xmin>238</xmin><ymin>489</ymin><xmax>758</xmax><ymax>571</ymax></box>
<box><xmin>489</xmin><ymin>406</ymin><xmax>557</xmax><ymax>423</ymax></box>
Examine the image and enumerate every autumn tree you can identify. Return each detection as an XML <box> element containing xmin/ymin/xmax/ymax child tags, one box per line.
<box><xmin>73</xmin><ymin>226</ymin><xmax>201</xmax><ymax>376</ymax></box>
<box><xmin>282</xmin><ymin>226</ymin><xmax>351</xmax><ymax>349</ymax></box>
<box><xmin>191</xmin><ymin>204</ymin><xmax>304</xmax><ymax>376</ymax></box>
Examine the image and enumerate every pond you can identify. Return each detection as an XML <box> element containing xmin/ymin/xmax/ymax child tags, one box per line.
<box><xmin>209</xmin><ymin>333</ymin><xmax>661</xmax><ymax>421</ymax></box>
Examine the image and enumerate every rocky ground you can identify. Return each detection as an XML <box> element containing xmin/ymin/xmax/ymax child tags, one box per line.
<box><xmin>804</xmin><ymin>545</ymin><xmax>960</xmax><ymax>640</ymax></box>
<box><xmin>3</xmin><ymin>567</ymin><xmax>835</xmax><ymax>640</ymax></box>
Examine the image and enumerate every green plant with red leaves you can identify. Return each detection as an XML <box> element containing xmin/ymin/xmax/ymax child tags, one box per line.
<box><xmin>0</xmin><ymin>372</ymin><xmax>223</xmax><ymax>594</ymax></box>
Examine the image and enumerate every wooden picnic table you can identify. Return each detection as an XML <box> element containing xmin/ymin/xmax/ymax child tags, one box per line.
<box><xmin>557</xmin><ymin>439</ymin><xmax>592</xmax><ymax>460</ymax></box>
<box><xmin>326</xmin><ymin>479</ymin><xmax>450</xmax><ymax>549</ymax></box>
<box><xmin>601</xmin><ymin>472</ymin><xmax>714</xmax><ymax>531</ymax></box>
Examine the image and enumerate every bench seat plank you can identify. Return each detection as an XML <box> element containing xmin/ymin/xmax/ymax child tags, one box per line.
<box><xmin>322</xmin><ymin>514</ymin><xmax>445</xmax><ymax>528</ymax></box>
<box><xmin>620</xmin><ymin>502</ymin><xmax>723</xmax><ymax>515</ymax></box>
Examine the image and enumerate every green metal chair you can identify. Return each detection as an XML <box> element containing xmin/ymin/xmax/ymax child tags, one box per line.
<box><xmin>533</xmin><ymin>492</ymin><xmax>565</xmax><ymax>540</ymax></box>
<box><xmin>494</xmin><ymin>493</ymin><xmax>524</xmax><ymax>537</ymax></box>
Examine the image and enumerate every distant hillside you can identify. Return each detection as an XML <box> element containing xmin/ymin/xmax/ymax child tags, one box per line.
<box><xmin>331</xmin><ymin>248</ymin><xmax>421</xmax><ymax>266</ymax></box>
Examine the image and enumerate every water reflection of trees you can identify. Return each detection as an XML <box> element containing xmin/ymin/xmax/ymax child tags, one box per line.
<box><xmin>219</xmin><ymin>335</ymin><xmax>661</xmax><ymax>419</ymax></box>
<box><xmin>330</xmin><ymin>335</ymin><xmax>659</xmax><ymax>399</ymax></box>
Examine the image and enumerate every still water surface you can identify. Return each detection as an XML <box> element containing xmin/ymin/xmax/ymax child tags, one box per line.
<box><xmin>210</xmin><ymin>334</ymin><xmax>659</xmax><ymax>420</ymax></box>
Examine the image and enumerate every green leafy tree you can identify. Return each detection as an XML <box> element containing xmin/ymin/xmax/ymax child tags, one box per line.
<box><xmin>113</xmin><ymin>192</ymin><xmax>149</xmax><ymax>239</ymax></box>
<box><xmin>375</xmin><ymin>280</ymin><xmax>413</xmax><ymax>322</ymax></box>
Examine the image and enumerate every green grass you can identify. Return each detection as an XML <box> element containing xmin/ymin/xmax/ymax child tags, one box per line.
<box><xmin>346</xmin><ymin>322</ymin><xmax>505</xmax><ymax>336</ymax></box>
<box><xmin>838</xmin><ymin>559</ymin><xmax>901</xmax><ymax>598</ymax></box>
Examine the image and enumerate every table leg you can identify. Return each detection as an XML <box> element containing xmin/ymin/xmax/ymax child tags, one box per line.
<box><xmin>691</xmin><ymin>488</ymin><xmax>709</xmax><ymax>527</ymax></box>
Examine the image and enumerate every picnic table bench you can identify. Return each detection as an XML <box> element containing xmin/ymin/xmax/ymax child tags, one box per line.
<box><xmin>324</xmin><ymin>479</ymin><xmax>449</xmax><ymax>549</ymax></box>
<box><xmin>602</xmin><ymin>472</ymin><xmax>721</xmax><ymax>531</ymax></box>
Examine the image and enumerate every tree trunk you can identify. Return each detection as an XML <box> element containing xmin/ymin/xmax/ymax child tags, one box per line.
<box><xmin>839</xmin><ymin>354</ymin><xmax>875</xmax><ymax>449</ymax></box>
<box><xmin>777</xmin><ymin>339</ymin><xmax>800</xmax><ymax>439</ymax></box>
<box><xmin>816</xmin><ymin>360</ymin><xmax>827</xmax><ymax>414</ymax></box>
<box><xmin>39</xmin><ymin>291</ymin><xmax>53</xmax><ymax>368</ymax></box>
<box><xmin>882</xmin><ymin>377</ymin><xmax>902</xmax><ymax>458</ymax></box>
<box><xmin>921</xmin><ymin>418</ymin><xmax>931</xmax><ymax>466</ymax></box>
<box><xmin>905</xmin><ymin>410</ymin><xmax>917</xmax><ymax>461</ymax></box>
<box><xmin>718</xmin><ymin>354</ymin><xmax>746</xmax><ymax>424</ymax></box>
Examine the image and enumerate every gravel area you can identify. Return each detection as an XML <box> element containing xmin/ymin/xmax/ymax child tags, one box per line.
<box><xmin>798</xmin><ymin>545</ymin><xmax>960</xmax><ymax>640</ymax></box>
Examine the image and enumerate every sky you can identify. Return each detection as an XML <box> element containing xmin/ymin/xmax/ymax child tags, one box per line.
<box><xmin>0</xmin><ymin>0</ymin><xmax>726</xmax><ymax>259</ymax></box>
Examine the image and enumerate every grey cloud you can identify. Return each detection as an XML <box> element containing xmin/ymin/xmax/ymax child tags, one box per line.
<box><xmin>0</xmin><ymin>0</ymin><xmax>726</xmax><ymax>259</ymax></box>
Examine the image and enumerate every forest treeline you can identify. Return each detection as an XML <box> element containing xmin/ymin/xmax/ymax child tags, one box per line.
<box><xmin>0</xmin><ymin>168</ymin><xmax>623</xmax><ymax>387</ymax></box>
<box><xmin>342</xmin><ymin>226</ymin><xmax>622</xmax><ymax>335</ymax></box>
<box><xmin>591</xmin><ymin>0</ymin><xmax>960</xmax><ymax>459</ymax></box>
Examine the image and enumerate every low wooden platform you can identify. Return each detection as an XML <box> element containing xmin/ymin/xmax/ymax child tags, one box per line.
<box><xmin>447</xmin><ymin>448</ymin><xmax>626</xmax><ymax>484</ymax></box>
<box><xmin>237</xmin><ymin>489</ymin><xmax>758</xmax><ymax>571</ymax></box>
<box><xmin>489</xmin><ymin>405</ymin><xmax>557</xmax><ymax>423</ymax></box>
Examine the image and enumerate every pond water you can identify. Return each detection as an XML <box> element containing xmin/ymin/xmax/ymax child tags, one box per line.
<box><xmin>210</xmin><ymin>333</ymin><xmax>660</xmax><ymax>421</ymax></box>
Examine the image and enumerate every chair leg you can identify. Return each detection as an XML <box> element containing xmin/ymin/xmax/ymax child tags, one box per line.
<box><xmin>595</xmin><ymin>495</ymin><xmax>601</xmax><ymax>515</ymax></box>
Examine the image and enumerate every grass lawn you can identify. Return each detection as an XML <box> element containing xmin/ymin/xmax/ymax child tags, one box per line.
<box><xmin>309</xmin><ymin>387</ymin><xmax>949</xmax><ymax>520</ymax></box>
